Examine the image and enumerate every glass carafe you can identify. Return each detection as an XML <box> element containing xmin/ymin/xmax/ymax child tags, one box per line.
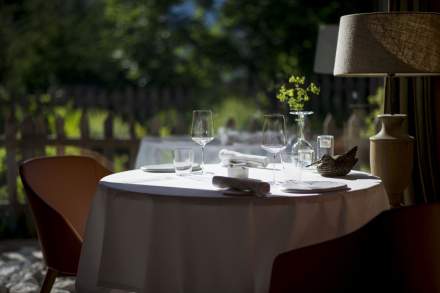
<box><xmin>291</xmin><ymin>111</ymin><xmax>314</xmax><ymax>167</ymax></box>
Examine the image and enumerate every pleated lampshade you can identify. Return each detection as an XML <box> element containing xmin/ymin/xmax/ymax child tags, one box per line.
<box><xmin>334</xmin><ymin>12</ymin><xmax>440</xmax><ymax>76</ymax></box>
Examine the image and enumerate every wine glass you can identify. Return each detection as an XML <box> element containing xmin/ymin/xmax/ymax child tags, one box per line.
<box><xmin>191</xmin><ymin>110</ymin><xmax>214</xmax><ymax>174</ymax></box>
<box><xmin>261</xmin><ymin>114</ymin><xmax>287</xmax><ymax>184</ymax></box>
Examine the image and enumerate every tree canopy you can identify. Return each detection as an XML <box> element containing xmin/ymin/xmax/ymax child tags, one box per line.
<box><xmin>0</xmin><ymin>0</ymin><xmax>376</xmax><ymax>103</ymax></box>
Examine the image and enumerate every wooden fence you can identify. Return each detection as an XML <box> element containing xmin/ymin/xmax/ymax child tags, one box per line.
<box><xmin>18</xmin><ymin>78</ymin><xmax>380</xmax><ymax>127</ymax></box>
<box><xmin>1</xmin><ymin>109</ymin><xmax>139</xmax><ymax>209</ymax></box>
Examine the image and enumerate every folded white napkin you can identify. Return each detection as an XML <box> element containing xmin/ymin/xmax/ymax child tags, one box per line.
<box><xmin>219</xmin><ymin>149</ymin><xmax>269</xmax><ymax>168</ymax></box>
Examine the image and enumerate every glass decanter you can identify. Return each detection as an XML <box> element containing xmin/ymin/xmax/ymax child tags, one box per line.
<box><xmin>290</xmin><ymin>111</ymin><xmax>314</xmax><ymax>167</ymax></box>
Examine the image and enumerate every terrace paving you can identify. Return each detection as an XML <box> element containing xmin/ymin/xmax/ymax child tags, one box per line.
<box><xmin>0</xmin><ymin>240</ymin><xmax>75</xmax><ymax>293</ymax></box>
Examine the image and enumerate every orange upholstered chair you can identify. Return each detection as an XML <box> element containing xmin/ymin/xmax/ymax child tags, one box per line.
<box><xmin>19</xmin><ymin>156</ymin><xmax>111</xmax><ymax>293</ymax></box>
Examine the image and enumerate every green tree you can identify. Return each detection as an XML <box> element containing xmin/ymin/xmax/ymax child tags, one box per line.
<box><xmin>0</xmin><ymin>0</ymin><xmax>377</xmax><ymax>113</ymax></box>
<box><xmin>0</xmin><ymin>0</ymin><xmax>120</xmax><ymax>104</ymax></box>
<box><xmin>216</xmin><ymin>0</ymin><xmax>376</xmax><ymax>93</ymax></box>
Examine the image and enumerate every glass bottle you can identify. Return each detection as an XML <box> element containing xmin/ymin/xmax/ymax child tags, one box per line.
<box><xmin>291</xmin><ymin>111</ymin><xmax>314</xmax><ymax>167</ymax></box>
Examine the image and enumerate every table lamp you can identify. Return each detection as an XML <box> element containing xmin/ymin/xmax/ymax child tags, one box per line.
<box><xmin>333</xmin><ymin>12</ymin><xmax>440</xmax><ymax>206</ymax></box>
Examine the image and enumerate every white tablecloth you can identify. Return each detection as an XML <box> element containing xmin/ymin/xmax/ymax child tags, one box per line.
<box><xmin>135</xmin><ymin>137</ymin><xmax>266</xmax><ymax>168</ymax></box>
<box><xmin>77</xmin><ymin>165</ymin><xmax>389</xmax><ymax>293</ymax></box>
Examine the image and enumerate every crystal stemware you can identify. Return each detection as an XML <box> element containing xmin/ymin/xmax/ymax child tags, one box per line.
<box><xmin>261</xmin><ymin>114</ymin><xmax>287</xmax><ymax>184</ymax></box>
<box><xmin>191</xmin><ymin>110</ymin><xmax>214</xmax><ymax>173</ymax></box>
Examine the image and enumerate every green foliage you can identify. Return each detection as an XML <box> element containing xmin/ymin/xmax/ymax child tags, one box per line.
<box><xmin>0</xmin><ymin>0</ymin><xmax>119</xmax><ymax>100</ymax></box>
<box><xmin>0</xmin><ymin>0</ymin><xmax>375</xmax><ymax>114</ymax></box>
<box><xmin>363</xmin><ymin>87</ymin><xmax>385</xmax><ymax>138</ymax></box>
<box><xmin>46</xmin><ymin>104</ymin><xmax>147</xmax><ymax>139</ymax></box>
<box><xmin>214</xmin><ymin>97</ymin><xmax>261</xmax><ymax>131</ymax></box>
<box><xmin>276</xmin><ymin>75</ymin><xmax>320</xmax><ymax>111</ymax></box>
<box><xmin>148</xmin><ymin>108</ymin><xmax>182</xmax><ymax>137</ymax></box>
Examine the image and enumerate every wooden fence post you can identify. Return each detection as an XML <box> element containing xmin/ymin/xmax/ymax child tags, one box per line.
<box><xmin>80</xmin><ymin>108</ymin><xmax>90</xmax><ymax>141</ymax></box>
<box><xmin>344</xmin><ymin>107</ymin><xmax>369</xmax><ymax>167</ymax></box>
<box><xmin>34</xmin><ymin>114</ymin><xmax>47</xmax><ymax>157</ymax></box>
<box><xmin>323</xmin><ymin>113</ymin><xmax>338</xmax><ymax>135</ymax></box>
<box><xmin>320</xmin><ymin>75</ymin><xmax>332</xmax><ymax>115</ymax></box>
<box><xmin>150</xmin><ymin>88</ymin><xmax>159</xmax><ymax>114</ymax></box>
<box><xmin>128</xmin><ymin>118</ymin><xmax>137</xmax><ymax>169</ymax></box>
<box><xmin>21</xmin><ymin>116</ymin><xmax>36</xmax><ymax>160</ymax></box>
<box><xmin>21</xmin><ymin>114</ymin><xmax>47</xmax><ymax>161</ymax></box>
<box><xmin>5</xmin><ymin>112</ymin><xmax>18</xmax><ymax>207</ymax></box>
<box><xmin>323</xmin><ymin>113</ymin><xmax>344</xmax><ymax>154</ymax></box>
<box><xmin>55</xmin><ymin>115</ymin><xmax>66</xmax><ymax>155</ymax></box>
<box><xmin>104</xmin><ymin>112</ymin><xmax>114</xmax><ymax>169</ymax></box>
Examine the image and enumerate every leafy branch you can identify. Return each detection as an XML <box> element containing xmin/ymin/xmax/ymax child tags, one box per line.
<box><xmin>276</xmin><ymin>75</ymin><xmax>320</xmax><ymax>111</ymax></box>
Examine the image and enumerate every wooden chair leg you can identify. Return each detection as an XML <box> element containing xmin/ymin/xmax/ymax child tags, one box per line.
<box><xmin>40</xmin><ymin>268</ymin><xmax>58</xmax><ymax>293</ymax></box>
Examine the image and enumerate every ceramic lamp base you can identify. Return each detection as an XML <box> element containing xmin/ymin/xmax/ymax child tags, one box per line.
<box><xmin>370</xmin><ymin>114</ymin><xmax>414</xmax><ymax>207</ymax></box>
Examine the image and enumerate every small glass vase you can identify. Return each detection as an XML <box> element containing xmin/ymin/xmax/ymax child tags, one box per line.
<box><xmin>290</xmin><ymin>111</ymin><xmax>314</xmax><ymax>167</ymax></box>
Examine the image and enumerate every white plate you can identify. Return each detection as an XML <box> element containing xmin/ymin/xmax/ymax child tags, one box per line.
<box><xmin>141</xmin><ymin>163</ymin><xmax>202</xmax><ymax>173</ymax></box>
<box><xmin>281</xmin><ymin>180</ymin><xmax>348</xmax><ymax>193</ymax></box>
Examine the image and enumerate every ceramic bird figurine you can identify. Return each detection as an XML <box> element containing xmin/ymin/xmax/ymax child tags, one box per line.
<box><xmin>309</xmin><ymin>146</ymin><xmax>358</xmax><ymax>177</ymax></box>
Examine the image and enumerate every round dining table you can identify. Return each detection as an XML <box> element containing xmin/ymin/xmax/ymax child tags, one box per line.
<box><xmin>76</xmin><ymin>164</ymin><xmax>389</xmax><ymax>293</ymax></box>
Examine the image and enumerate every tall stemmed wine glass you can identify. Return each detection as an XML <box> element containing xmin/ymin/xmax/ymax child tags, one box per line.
<box><xmin>261</xmin><ymin>114</ymin><xmax>287</xmax><ymax>184</ymax></box>
<box><xmin>191</xmin><ymin>110</ymin><xmax>214</xmax><ymax>174</ymax></box>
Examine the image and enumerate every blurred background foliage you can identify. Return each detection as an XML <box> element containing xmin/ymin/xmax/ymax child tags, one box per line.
<box><xmin>1</xmin><ymin>0</ymin><xmax>373</xmax><ymax>112</ymax></box>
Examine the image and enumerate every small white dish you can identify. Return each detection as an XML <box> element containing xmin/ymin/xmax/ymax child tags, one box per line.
<box><xmin>281</xmin><ymin>180</ymin><xmax>348</xmax><ymax>193</ymax></box>
<box><xmin>141</xmin><ymin>163</ymin><xmax>202</xmax><ymax>173</ymax></box>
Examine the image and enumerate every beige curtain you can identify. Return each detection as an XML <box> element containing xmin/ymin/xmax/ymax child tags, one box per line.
<box><xmin>384</xmin><ymin>0</ymin><xmax>440</xmax><ymax>203</ymax></box>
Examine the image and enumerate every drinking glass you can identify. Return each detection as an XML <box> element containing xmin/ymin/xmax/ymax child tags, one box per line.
<box><xmin>316</xmin><ymin>135</ymin><xmax>334</xmax><ymax>160</ymax></box>
<box><xmin>173</xmin><ymin>148</ymin><xmax>194</xmax><ymax>176</ymax></box>
<box><xmin>281</xmin><ymin>151</ymin><xmax>303</xmax><ymax>182</ymax></box>
<box><xmin>261</xmin><ymin>114</ymin><xmax>287</xmax><ymax>184</ymax></box>
<box><xmin>191</xmin><ymin>110</ymin><xmax>214</xmax><ymax>173</ymax></box>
